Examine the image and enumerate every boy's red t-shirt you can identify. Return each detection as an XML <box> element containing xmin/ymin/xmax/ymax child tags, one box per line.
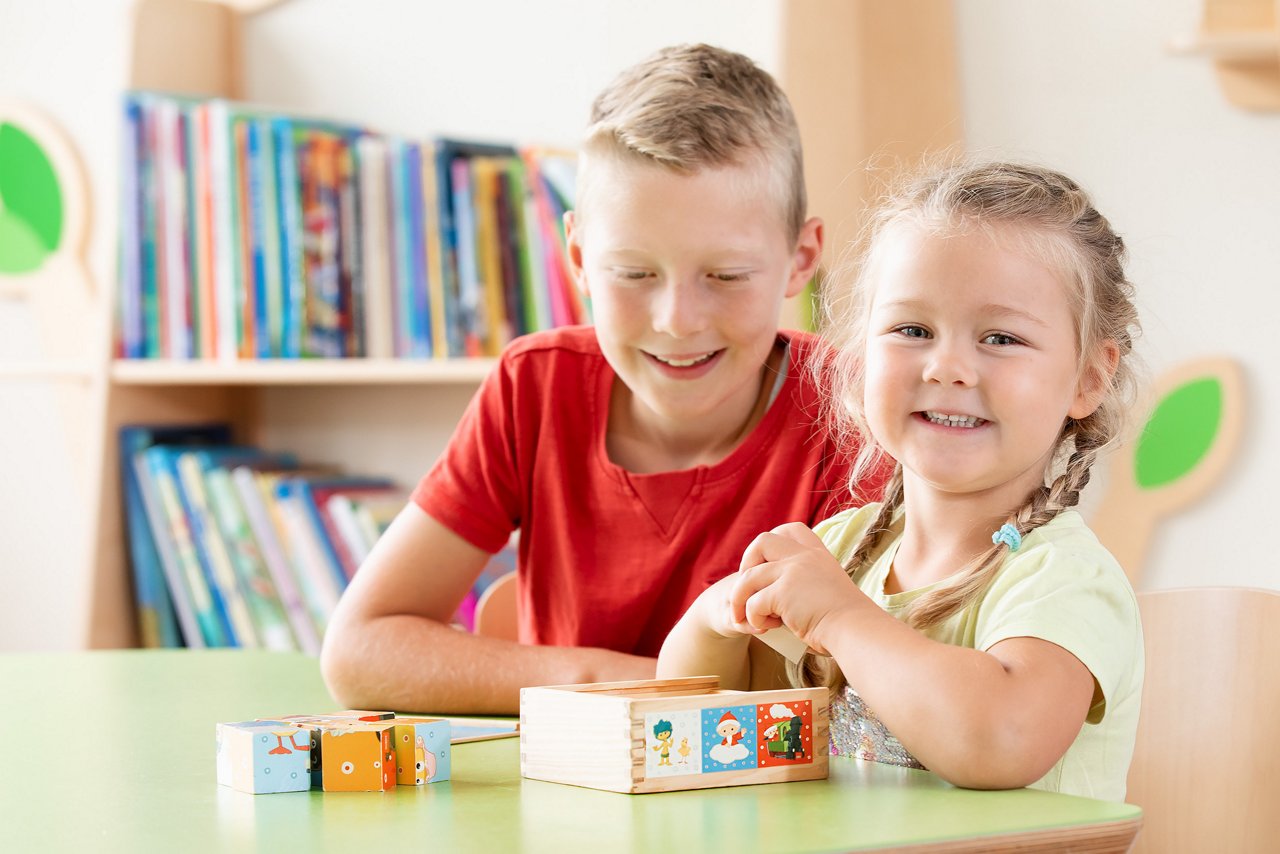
<box><xmin>413</xmin><ymin>326</ymin><xmax>873</xmax><ymax>657</ymax></box>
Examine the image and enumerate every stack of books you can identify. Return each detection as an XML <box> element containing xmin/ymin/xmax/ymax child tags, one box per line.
<box><xmin>118</xmin><ymin>91</ymin><xmax>583</xmax><ymax>361</ymax></box>
<box><xmin>121</xmin><ymin>423</ymin><xmax>514</xmax><ymax>651</ymax></box>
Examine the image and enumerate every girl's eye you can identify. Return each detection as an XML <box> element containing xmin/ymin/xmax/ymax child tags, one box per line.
<box><xmin>894</xmin><ymin>325</ymin><xmax>930</xmax><ymax>339</ymax></box>
<box><xmin>982</xmin><ymin>332</ymin><xmax>1021</xmax><ymax>346</ymax></box>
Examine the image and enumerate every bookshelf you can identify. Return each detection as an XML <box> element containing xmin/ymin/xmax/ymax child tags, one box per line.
<box><xmin>70</xmin><ymin>0</ymin><xmax>962</xmax><ymax>649</ymax></box>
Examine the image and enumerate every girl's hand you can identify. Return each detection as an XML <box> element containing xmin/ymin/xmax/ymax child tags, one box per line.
<box><xmin>729</xmin><ymin>522</ymin><xmax>870</xmax><ymax>655</ymax></box>
<box><xmin>694</xmin><ymin>574</ymin><xmax>757</xmax><ymax>640</ymax></box>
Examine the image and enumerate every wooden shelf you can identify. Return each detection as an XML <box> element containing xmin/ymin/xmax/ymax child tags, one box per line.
<box><xmin>1171</xmin><ymin>0</ymin><xmax>1280</xmax><ymax>110</ymax></box>
<box><xmin>110</xmin><ymin>358</ymin><xmax>497</xmax><ymax>386</ymax></box>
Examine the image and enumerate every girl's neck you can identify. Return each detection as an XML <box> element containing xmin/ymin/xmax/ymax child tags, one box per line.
<box><xmin>887</xmin><ymin>471</ymin><xmax>1040</xmax><ymax>593</ymax></box>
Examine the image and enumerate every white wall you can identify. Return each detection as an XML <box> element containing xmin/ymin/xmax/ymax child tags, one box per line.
<box><xmin>1</xmin><ymin>0</ymin><xmax>1276</xmax><ymax>650</ymax></box>
<box><xmin>953</xmin><ymin>0</ymin><xmax>1280</xmax><ymax>591</ymax></box>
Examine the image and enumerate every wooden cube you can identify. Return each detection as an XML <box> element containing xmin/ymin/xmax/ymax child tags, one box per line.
<box><xmin>318</xmin><ymin>722</ymin><xmax>396</xmax><ymax>792</ymax></box>
<box><xmin>215</xmin><ymin>720</ymin><xmax>311</xmax><ymax>794</ymax></box>
<box><xmin>520</xmin><ymin>676</ymin><xmax>827</xmax><ymax>794</ymax></box>
<box><xmin>388</xmin><ymin>717</ymin><xmax>452</xmax><ymax>785</ymax></box>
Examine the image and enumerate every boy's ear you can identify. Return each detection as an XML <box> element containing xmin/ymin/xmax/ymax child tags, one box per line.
<box><xmin>564</xmin><ymin>210</ymin><xmax>588</xmax><ymax>295</ymax></box>
<box><xmin>785</xmin><ymin>217</ymin><xmax>824</xmax><ymax>299</ymax></box>
<box><xmin>1070</xmin><ymin>339</ymin><xmax>1121</xmax><ymax>419</ymax></box>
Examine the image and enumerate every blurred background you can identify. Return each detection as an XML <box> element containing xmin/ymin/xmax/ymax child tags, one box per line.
<box><xmin>1</xmin><ymin>0</ymin><xmax>1276</xmax><ymax>651</ymax></box>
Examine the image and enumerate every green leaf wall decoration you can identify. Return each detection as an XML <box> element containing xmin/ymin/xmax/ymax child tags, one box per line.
<box><xmin>1134</xmin><ymin>377</ymin><xmax>1223</xmax><ymax>490</ymax></box>
<box><xmin>0</xmin><ymin>121</ymin><xmax>64</xmax><ymax>274</ymax></box>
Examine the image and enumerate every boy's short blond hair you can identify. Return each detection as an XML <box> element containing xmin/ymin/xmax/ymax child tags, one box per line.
<box><xmin>578</xmin><ymin>43</ymin><xmax>807</xmax><ymax>242</ymax></box>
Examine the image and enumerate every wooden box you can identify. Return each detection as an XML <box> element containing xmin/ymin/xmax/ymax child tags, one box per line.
<box><xmin>520</xmin><ymin>676</ymin><xmax>828</xmax><ymax>794</ymax></box>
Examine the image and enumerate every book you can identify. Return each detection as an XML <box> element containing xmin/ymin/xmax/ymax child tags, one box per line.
<box><xmin>193</xmin><ymin>448</ymin><xmax>300</xmax><ymax>652</ymax></box>
<box><xmin>138</xmin><ymin>445</ymin><xmax>230</xmax><ymax>647</ymax></box>
<box><xmin>175</xmin><ymin>449</ymin><xmax>260</xmax><ymax>647</ymax></box>
<box><xmin>233</xmin><ymin>466</ymin><xmax>321</xmax><ymax>655</ymax></box>
<box><xmin>119</xmin><ymin>95</ymin><xmax>146</xmax><ymax>358</ymax></box>
<box><xmin>273</xmin><ymin>117</ymin><xmax>304</xmax><ymax>359</ymax></box>
<box><xmin>119</xmin><ymin>423</ymin><xmax>233</xmax><ymax>647</ymax></box>
<box><xmin>311</xmin><ymin>483</ymin><xmax>404</xmax><ymax>580</ymax></box>
<box><xmin>272</xmin><ymin>475</ymin><xmax>344</xmax><ymax>637</ymax></box>
<box><xmin>355</xmin><ymin>135</ymin><xmax>394</xmax><ymax>358</ymax></box>
<box><xmin>295</xmin><ymin>477</ymin><xmax>396</xmax><ymax>586</ymax></box>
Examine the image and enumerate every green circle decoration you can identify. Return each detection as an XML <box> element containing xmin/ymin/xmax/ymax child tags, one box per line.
<box><xmin>1134</xmin><ymin>377</ymin><xmax>1223</xmax><ymax>490</ymax></box>
<box><xmin>0</xmin><ymin>121</ymin><xmax>64</xmax><ymax>274</ymax></box>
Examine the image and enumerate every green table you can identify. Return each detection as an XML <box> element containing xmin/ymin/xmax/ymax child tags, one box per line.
<box><xmin>0</xmin><ymin>652</ymin><xmax>1141</xmax><ymax>852</ymax></box>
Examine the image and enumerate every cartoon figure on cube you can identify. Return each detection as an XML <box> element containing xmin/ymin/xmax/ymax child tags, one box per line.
<box><xmin>651</xmin><ymin>719</ymin><xmax>674</xmax><ymax>767</ymax></box>
<box><xmin>705</xmin><ymin>708</ymin><xmax>754</xmax><ymax>767</ymax></box>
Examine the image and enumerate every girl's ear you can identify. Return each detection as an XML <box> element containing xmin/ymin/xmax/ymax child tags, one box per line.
<box><xmin>1070</xmin><ymin>339</ymin><xmax>1121</xmax><ymax>419</ymax></box>
<box><xmin>785</xmin><ymin>216</ymin><xmax>824</xmax><ymax>299</ymax></box>
<box><xmin>565</xmin><ymin>210</ymin><xmax>588</xmax><ymax>295</ymax></box>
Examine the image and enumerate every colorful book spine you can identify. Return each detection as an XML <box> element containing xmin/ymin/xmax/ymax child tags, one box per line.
<box><xmin>140</xmin><ymin>447</ymin><xmax>228</xmax><ymax>646</ymax></box>
<box><xmin>119</xmin><ymin>95</ymin><xmax>146</xmax><ymax>358</ymax></box>
<box><xmin>203</xmin><ymin>461</ymin><xmax>297</xmax><ymax>652</ymax></box>
<box><xmin>176</xmin><ymin>450</ymin><xmax>259</xmax><ymax>647</ymax></box>
<box><xmin>119</xmin><ymin>428</ymin><xmax>183</xmax><ymax>648</ymax></box>
<box><xmin>233</xmin><ymin>467</ymin><xmax>321</xmax><ymax>655</ymax></box>
<box><xmin>405</xmin><ymin>142</ymin><xmax>432</xmax><ymax>357</ymax></box>
<box><xmin>355</xmin><ymin>135</ymin><xmax>394</xmax><ymax>359</ymax></box>
<box><xmin>273</xmin><ymin>118</ymin><xmax>304</xmax><ymax>359</ymax></box>
<box><xmin>272</xmin><ymin>477</ymin><xmax>343</xmax><ymax>637</ymax></box>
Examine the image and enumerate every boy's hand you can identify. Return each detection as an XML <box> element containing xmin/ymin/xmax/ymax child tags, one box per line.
<box><xmin>729</xmin><ymin>522</ymin><xmax>869</xmax><ymax>655</ymax></box>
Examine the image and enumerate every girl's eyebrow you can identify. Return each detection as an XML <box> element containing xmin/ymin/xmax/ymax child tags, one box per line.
<box><xmin>874</xmin><ymin>298</ymin><xmax>1049</xmax><ymax>329</ymax></box>
<box><xmin>980</xmin><ymin>303</ymin><xmax>1050</xmax><ymax>328</ymax></box>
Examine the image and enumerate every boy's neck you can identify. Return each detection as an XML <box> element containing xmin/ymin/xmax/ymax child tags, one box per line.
<box><xmin>606</xmin><ymin>341</ymin><xmax>785</xmax><ymax>474</ymax></box>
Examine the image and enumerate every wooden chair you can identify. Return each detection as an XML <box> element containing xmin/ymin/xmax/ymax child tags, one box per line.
<box><xmin>1127</xmin><ymin>587</ymin><xmax>1280</xmax><ymax>853</ymax></box>
<box><xmin>472</xmin><ymin>571</ymin><xmax>518</xmax><ymax>642</ymax></box>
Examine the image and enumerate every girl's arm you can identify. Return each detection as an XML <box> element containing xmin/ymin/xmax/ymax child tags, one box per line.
<box><xmin>321</xmin><ymin>503</ymin><xmax>655</xmax><ymax>715</ymax></box>
<box><xmin>656</xmin><ymin>576</ymin><xmax>754</xmax><ymax>689</ymax></box>
<box><xmin>731</xmin><ymin>524</ymin><xmax>1094</xmax><ymax>790</ymax></box>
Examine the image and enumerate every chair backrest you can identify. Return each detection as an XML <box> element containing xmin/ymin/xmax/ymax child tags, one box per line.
<box><xmin>1127</xmin><ymin>587</ymin><xmax>1280</xmax><ymax>853</ymax></box>
<box><xmin>472</xmin><ymin>571</ymin><xmax>518</xmax><ymax>642</ymax></box>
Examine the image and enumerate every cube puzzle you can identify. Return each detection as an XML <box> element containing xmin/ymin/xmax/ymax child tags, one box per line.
<box><xmin>520</xmin><ymin>676</ymin><xmax>828</xmax><ymax>794</ymax></box>
<box><xmin>216</xmin><ymin>709</ymin><xmax>451</xmax><ymax>794</ymax></box>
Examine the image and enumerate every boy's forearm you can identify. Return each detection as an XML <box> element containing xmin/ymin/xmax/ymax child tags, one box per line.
<box><xmin>321</xmin><ymin>613</ymin><xmax>655</xmax><ymax>715</ymax></box>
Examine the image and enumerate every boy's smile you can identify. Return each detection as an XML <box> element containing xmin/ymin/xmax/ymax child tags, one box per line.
<box><xmin>567</xmin><ymin>157</ymin><xmax>821</xmax><ymax>471</ymax></box>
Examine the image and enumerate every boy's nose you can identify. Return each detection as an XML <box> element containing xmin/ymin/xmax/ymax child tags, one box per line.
<box><xmin>652</xmin><ymin>280</ymin><xmax>709</xmax><ymax>338</ymax></box>
<box><xmin>922</xmin><ymin>341</ymin><xmax>978</xmax><ymax>386</ymax></box>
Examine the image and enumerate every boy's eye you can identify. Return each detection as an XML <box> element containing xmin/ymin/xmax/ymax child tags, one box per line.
<box><xmin>710</xmin><ymin>272</ymin><xmax>747</xmax><ymax>282</ymax></box>
<box><xmin>982</xmin><ymin>332</ymin><xmax>1022</xmax><ymax>346</ymax></box>
<box><xmin>893</xmin><ymin>325</ymin><xmax>930</xmax><ymax>339</ymax></box>
<box><xmin>616</xmin><ymin>270</ymin><xmax>652</xmax><ymax>281</ymax></box>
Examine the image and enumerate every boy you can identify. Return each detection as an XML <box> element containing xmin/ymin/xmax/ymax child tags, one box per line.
<box><xmin>321</xmin><ymin>44</ymin><xmax>874</xmax><ymax>713</ymax></box>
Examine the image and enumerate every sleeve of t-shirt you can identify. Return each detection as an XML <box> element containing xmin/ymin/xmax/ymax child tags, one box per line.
<box><xmin>410</xmin><ymin>352</ymin><xmax>524</xmax><ymax>555</ymax></box>
<box><xmin>973</xmin><ymin>537</ymin><xmax>1141</xmax><ymax>725</ymax></box>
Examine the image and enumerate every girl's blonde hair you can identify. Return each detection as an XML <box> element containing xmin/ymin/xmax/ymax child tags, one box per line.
<box><xmin>802</xmin><ymin>160</ymin><xmax>1141</xmax><ymax>688</ymax></box>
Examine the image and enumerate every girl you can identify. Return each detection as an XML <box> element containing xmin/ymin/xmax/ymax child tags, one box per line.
<box><xmin>657</xmin><ymin>161</ymin><xmax>1144</xmax><ymax>802</ymax></box>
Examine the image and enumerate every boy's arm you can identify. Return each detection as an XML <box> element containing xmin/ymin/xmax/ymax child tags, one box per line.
<box><xmin>320</xmin><ymin>503</ymin><xmax>655</xmax><ymax>714</ymax></box>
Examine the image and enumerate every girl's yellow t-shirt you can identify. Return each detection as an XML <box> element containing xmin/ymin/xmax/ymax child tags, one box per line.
<box><xmin>815</xmin><ymin>504</ymin><xmax>1144</xmax><ymax>802</ymax></box>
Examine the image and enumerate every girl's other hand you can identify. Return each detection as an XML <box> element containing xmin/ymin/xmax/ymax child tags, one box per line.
<box><xmin>731</xmin><ymin>522</ymin><xmax>867</xmax><ymax>655</ymax></box>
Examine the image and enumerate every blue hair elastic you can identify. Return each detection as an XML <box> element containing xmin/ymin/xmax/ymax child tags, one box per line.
<box><xmin>992</xmin><ymin>523</ymin><xmax>1022</xmax><ymax>552</ymax></box>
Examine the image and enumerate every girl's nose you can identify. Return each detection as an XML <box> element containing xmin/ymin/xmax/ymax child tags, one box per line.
<box><xmin>923</xmin><ymin>340</ymin><xmax>978</xmax><ymax>386</ymax></box>
<box><xmin>652</xmin><ymin>279</ymin><xmax>709</xmax><ymax>338</ymax></box>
